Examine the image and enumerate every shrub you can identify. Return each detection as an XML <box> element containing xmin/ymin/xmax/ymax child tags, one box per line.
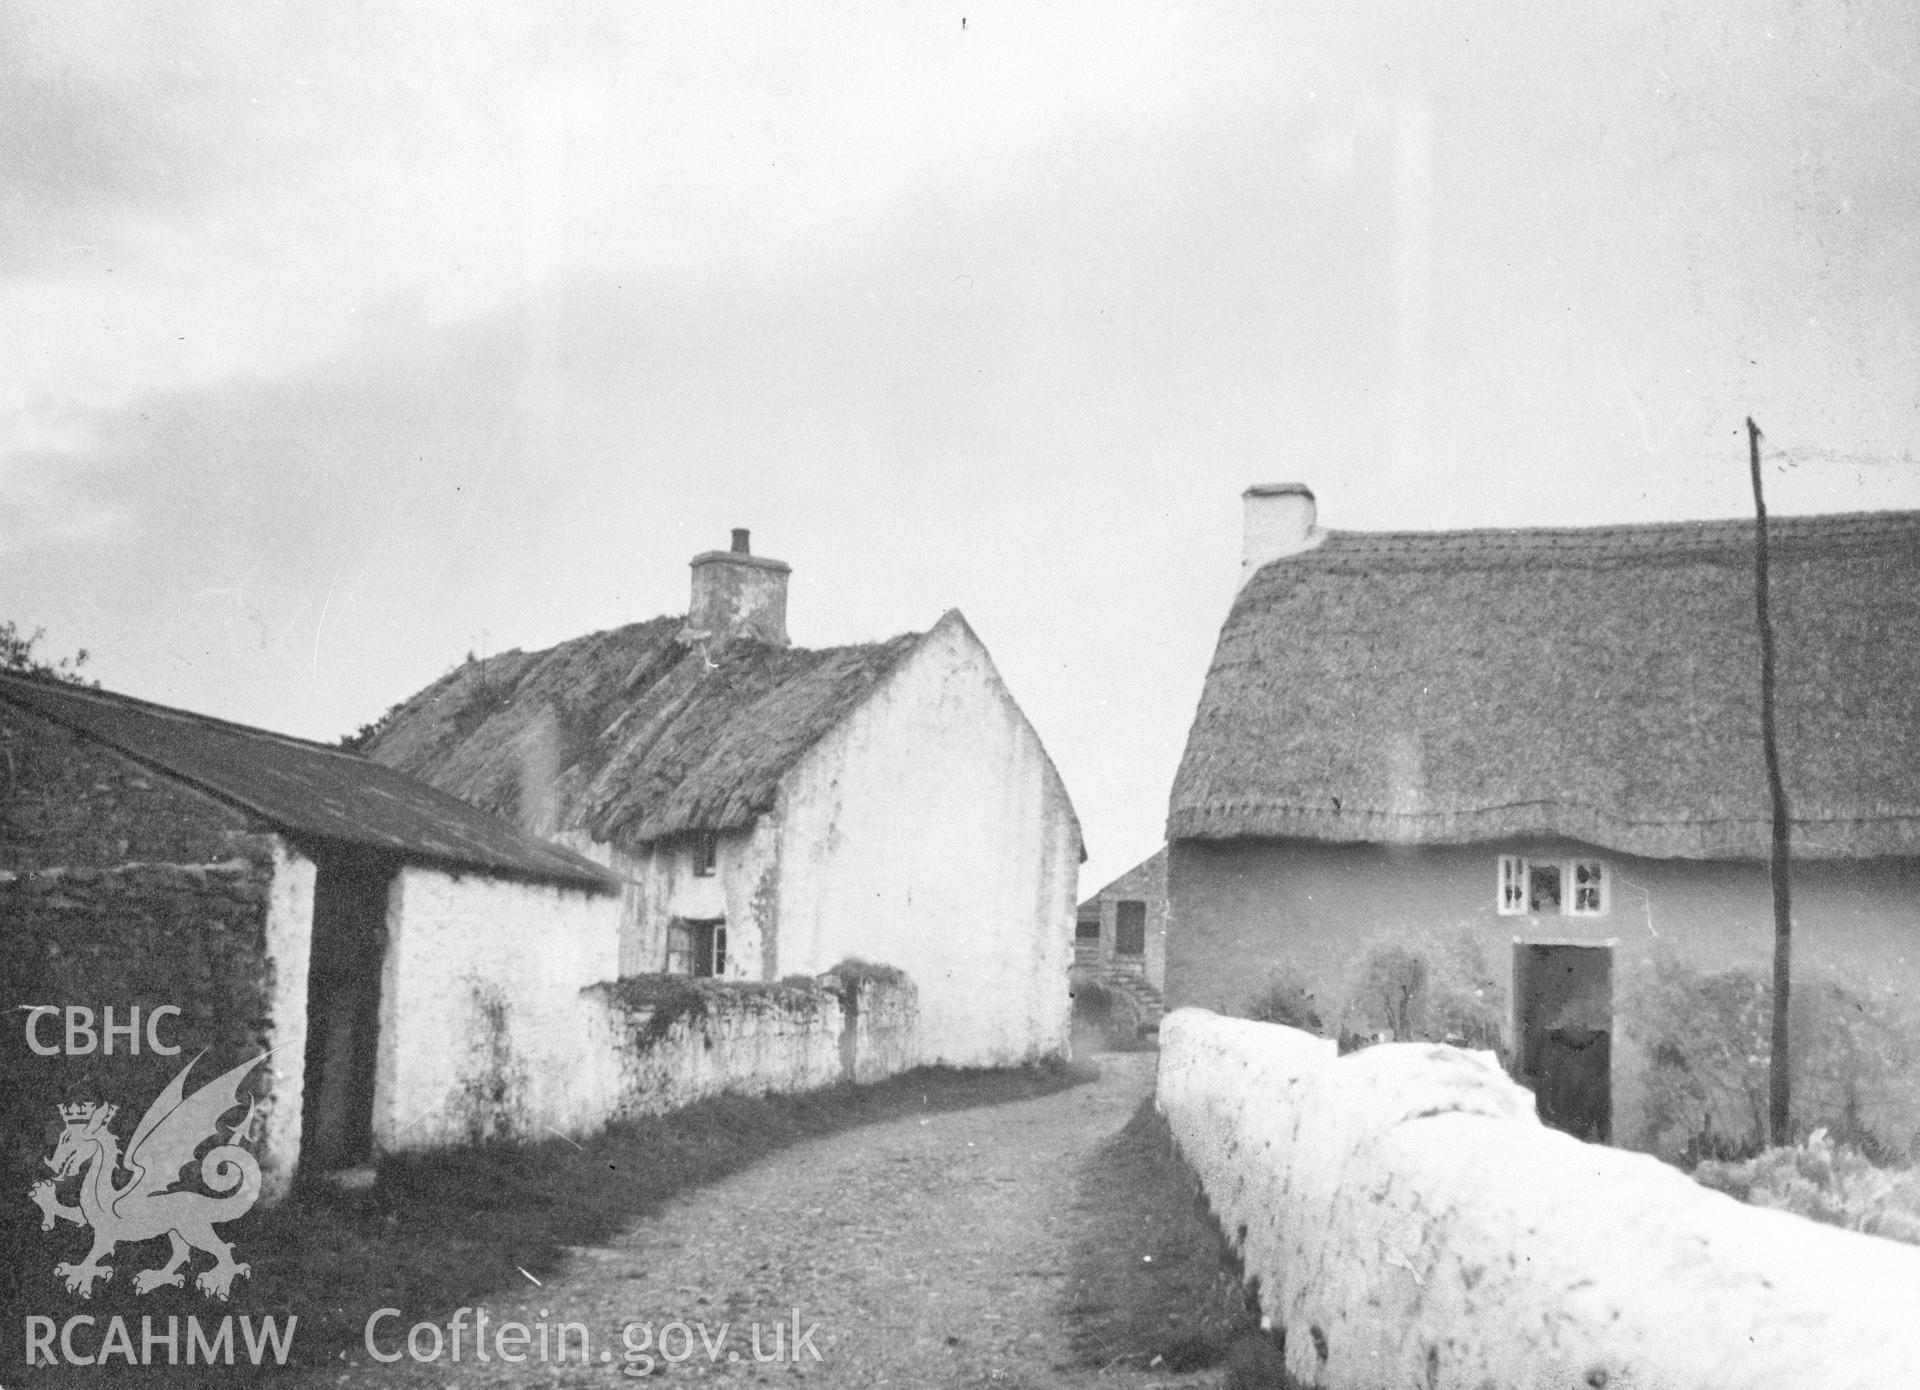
<box><xmin>1239</xmin><ymin>973</ymin><xmax>1324</xmax><ymax>1033</ymax></box>
<box><xmin>1335</xmin><ymin>929</ymin><xmax>1505</xmax><ymax>1054</ymax></box>
<box><xmin>823</xmin><ymin>956</ymin><xmax>910</xmax><ymax>989</ymax></box>
<box><xmin>1623</xmin><ymin>952</ymin><xmax>1920</xmax><ymax>1161</ymax></box>
<box><xmin>0</xmin><ymin>619</ymin><xmax>93</xmax><ymax>684</ymax></box>
<box><xmin>1693</xmin><ymin>1128</ymin><xmax>1920</xmax><ymax>1246</ymax></box>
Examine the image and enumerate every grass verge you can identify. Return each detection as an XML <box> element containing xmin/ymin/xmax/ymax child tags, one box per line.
<box><xmin>4</xmin><ymin>1059</ymin><xmax>1089</xmax><ymax>1385</ymax></box>
<box><xmin>1061</xmin><ymin>1095</ymin><xmax>1292</xmax><ymax>1386</ymax></box>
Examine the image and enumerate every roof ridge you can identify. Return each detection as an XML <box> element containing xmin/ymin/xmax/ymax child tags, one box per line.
<box><xmin>479</xmin><ymin>612</ymin><xmax>928</xmax><ymax>673</ymax></box>
<box><xmin>1273</xmin><ymin>509</ymin><xmax>1920</xmax><ymax>574</ymax></box>
<box><xmin>0</xmin><ymin>671</ymin><xmax>368</xmax><ymax>761</ymax></box>
<box><xmin>1317</xmin><ymin>508</ymin><xmax>1920</xmax><ymax>548</ymax></box>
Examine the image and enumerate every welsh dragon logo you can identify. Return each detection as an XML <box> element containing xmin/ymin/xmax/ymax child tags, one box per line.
<box><xmin>29</xmin><ymin>1050</ymin><xmax>268</xmax><ymax>1301</ymax></box>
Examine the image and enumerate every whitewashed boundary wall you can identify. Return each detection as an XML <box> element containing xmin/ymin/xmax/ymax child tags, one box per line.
<box><xmin>1157</xmin><ymin>1008</ymin><xmax>1920</xmax><ymax>1390</ymax></box>
<box><xmin>579</xmin><ymin>970</ymin><xmax>919</xmax><ymax>1120</ymax></box>
<box><xmin>376</xmin><ymin>866</ymin><xmax>620</xmax><ymax>1152</ymax></box>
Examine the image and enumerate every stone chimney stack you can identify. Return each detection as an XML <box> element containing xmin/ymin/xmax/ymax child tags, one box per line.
<box><xmin>1240</xmin><ymin>484</ymin><xmax>1322</xmax><ymax>586</ymax></box>
<box><xmin>689</xmin><ymin>528</ymin><xmax>790</xmax><ymax>647</ymax></box>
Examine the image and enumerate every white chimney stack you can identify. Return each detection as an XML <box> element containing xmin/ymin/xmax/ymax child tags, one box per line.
<box><xmin>688</xmin><ymin>528</ymin><xmax>791</xmax><ymax>647</ymax></box>
<box><xmin>1240</xmin><ymin>483</ymin><xmax>1322</xmax><ymax>585</ymax></box>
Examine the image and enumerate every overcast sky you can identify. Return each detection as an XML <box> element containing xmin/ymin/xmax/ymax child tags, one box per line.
<box><xmin>5</xmin><ymin>0</ymin><xmax>1918</xmax><ymax>889</ymax></box>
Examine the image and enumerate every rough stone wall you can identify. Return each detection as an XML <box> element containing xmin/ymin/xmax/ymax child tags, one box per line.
<box><xmin>372</xmin><ymin>864</ymin><xmax>621</xmax><ymax>1151</ymax></box>
<box><xmin>0</xmin><ymin>857</ymin><xmax>290</xmax><ymax>1207</ymax></box>
<box><xmin>0</xmin><ymin>703</ymin><xmax>315</xmax><ymax>1202</ymax></box>
<box><xmin>580</xmin><ymin>971</ymin><xmax>919</xmax><ymax>1118</ymax></box>
<box><xmin>1158</xmin><ymin>1008</ymin><xmax>1920</xmax><ymax>1390</ymax></box>
<box><xmin>0</xmin><ymin>702</ymin><xmax>268</xmax><ymax>869</ymax></box>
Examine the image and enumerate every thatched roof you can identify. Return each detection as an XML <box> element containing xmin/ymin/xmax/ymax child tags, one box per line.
<box><xmin>364</xmin><ymin>619</ymin><xmax>924</xmax><ymax>847</ymax></box>
<box><xmin>0</xmin><ymin>673</ymin><xmax>616</xmax><ymax>889</ymax></box>
<box><xmin>1168</xmin><ymin>511</ymin><xmax>1920</xmax><ymax>861</ymax></box>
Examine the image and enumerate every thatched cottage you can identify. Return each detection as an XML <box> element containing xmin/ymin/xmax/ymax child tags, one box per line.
<box><xmin>363</xmin><ymin>531</ymin><xmax>1081</xmax><ymax>1068</ymax></box>
<box><xmin>0</xmin><ymin>673</ymin><xmax>617</xmax><ymax>1197</ymax></box>
<box><xmin>1166</xmin><ymin>485</ymin><xmax>1920</xmax><ymax>1150</ymax></box>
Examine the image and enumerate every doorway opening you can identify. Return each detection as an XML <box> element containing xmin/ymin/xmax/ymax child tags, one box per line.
<box><xmin>300</xmin><ymin>849</ymin><xmax>399</xmax><ymax>1173</ymax></box>
<box><xmin>1511</xmin><ymin>939</ymin><xmax>1613</xmax><ymax>1143</ymax></box>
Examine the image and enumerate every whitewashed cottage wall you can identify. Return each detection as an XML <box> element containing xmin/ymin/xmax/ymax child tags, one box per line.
<box><xmin>768</xmin><ymin>614</ymin><xmax>1077</xmax><ymax>1066</ymax></box>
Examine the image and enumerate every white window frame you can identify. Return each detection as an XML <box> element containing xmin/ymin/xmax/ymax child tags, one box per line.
<box><xmin>665</xmin><ymin>917</ymin><xmax>727</xmax><ymax>976</ymax></box>
<box><xmin>1497</xmin><ymin>855</ymin><xmax>1608</xmax><ymax>918</ymax></box>
<box><xmin>1497</xmin><ymin>855</ymin><xmax>1527</xmax><ymax>916</ymax></box>
<box><xmin>1569</xmin><ymin>859</ymin><xmax>1609</xmax><ymax>916</ymax></box>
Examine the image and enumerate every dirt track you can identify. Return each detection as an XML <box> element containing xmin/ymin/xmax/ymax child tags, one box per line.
<box><xmin>299</xmin><ymin>1052</ymin><xmax>1226</xmax><ymax>1389</ymax></box>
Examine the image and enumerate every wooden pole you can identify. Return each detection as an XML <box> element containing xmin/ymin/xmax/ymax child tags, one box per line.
<box><xmin>1748</xmin><ymin>417</ymin><xmax>1793</xmax><ymax>1144</ymax></box>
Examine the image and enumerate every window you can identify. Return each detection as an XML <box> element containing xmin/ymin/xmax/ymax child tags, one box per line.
<box><xmin>692</xmin><ymin>832</ymin><xmax>718</xmax><ymax>877</ymax></box>
<box><xmin>1571</xmin><ymin>860</ymin><xmax>1607</xmax><ymax>915</ymax></box>
<box><xmin>1115</xmin><ymin>900</ymin><xmax>1147</xmax><ymax>956</ymax></box>
<box><xmin>1528</xmin><ymin>862</ymin><xmax>1562</xmax><ymax>915</ymax></box>
<box><xmin>666</xmin><ymin>918</ymin><xmax>727</xmax><ymax>976</ymax></box>
<box><xmin>1074</xmin><ymin>917</ymin><xmax>1101</xmax><ymax>941</ymax></box>
<box><xmin>1498</xmin><ymin>856</ymin><xmax>1526</xmax><ymax>915</ymax></box>
<box><xmin>1497</xmin><ymin>856</ymin><xmax>1607</xmax><ymax>918</ymax></box>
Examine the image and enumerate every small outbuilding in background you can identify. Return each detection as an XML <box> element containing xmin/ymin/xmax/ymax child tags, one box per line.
<box><xmin>1072</xmin><ymin>847</ymin><xmax>1167</xmax><ymax>1040</ymax></box>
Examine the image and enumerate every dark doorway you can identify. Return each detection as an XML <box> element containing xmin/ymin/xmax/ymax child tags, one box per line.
<box><xmin>300</xmin><ymin>850</ymin><xmax>398</xmax><ymax>1172</ymax></box>
<box><xmin>1511</xmin><ymin>941</ymin><xmax>1612</xmax><ymax>1143</ymax></box>
<box><xmin>1114</xmin><ymin>900</ymin><xmax>1147</xmax><ymax>957</ymax></box>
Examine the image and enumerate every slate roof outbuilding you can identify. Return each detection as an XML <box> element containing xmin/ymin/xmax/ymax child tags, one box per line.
<box><xmin>0</xmin><ymin>673</ymin><xmax>616</xmax><ymax>889</ymax></box>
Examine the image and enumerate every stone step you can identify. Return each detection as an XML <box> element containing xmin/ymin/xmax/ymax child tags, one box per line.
<box><xmin>1082</xmin><ymin>967</ymin><xmax>1167</xmax><ymax>1026</ymax></box>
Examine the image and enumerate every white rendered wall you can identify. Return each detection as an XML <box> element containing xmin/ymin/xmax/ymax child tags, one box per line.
<box><xmin>768</xmin><ymin>612</ymin><xmax>1078</xmax><ymax>1066</ymax></box>
<box><xmin>559</xmin><ymin>828</ymin><xmax>773</xmax><ymax>981</ymax></box>
<box><xmin>259</xmin><ymin>837</ymin><xmax>316</xmax><ymax>1201</ymax></box>
<box><xmin>1158</xmin><ymin>1008</ymin><xmax>1920</xmax><ymax>1390</ymax></box>
<box><xmin>371</xmin><ymin>866</ymin><xmax>621</xmax><ymax>1151</ymax></box>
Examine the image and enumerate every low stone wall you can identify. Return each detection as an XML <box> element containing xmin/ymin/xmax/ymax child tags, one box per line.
<box><xmin>837</xmin><ymin>967</ymin><xmax>917</xmax><ymax>1084</ymax></box>
<box><xmin>1157</xmin><ymin>1007</ymin><xmax>1920</xmax><ymax>1390</ymax></box>
<box><xmin>581</xmin><ymin>969</ymin><xmax>918</xmax><ymax>1120</ymax></box>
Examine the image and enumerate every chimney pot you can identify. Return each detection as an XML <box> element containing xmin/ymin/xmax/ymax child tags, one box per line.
<box><xmin>731</xmin><ymin>528</ymin><xmax>751</xmax><ymax>555</ymax></box>
<box><xmin>1240</xmin><ymin>483</ymin><xmax>1321</xmax><ymax>586</ymax></box>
